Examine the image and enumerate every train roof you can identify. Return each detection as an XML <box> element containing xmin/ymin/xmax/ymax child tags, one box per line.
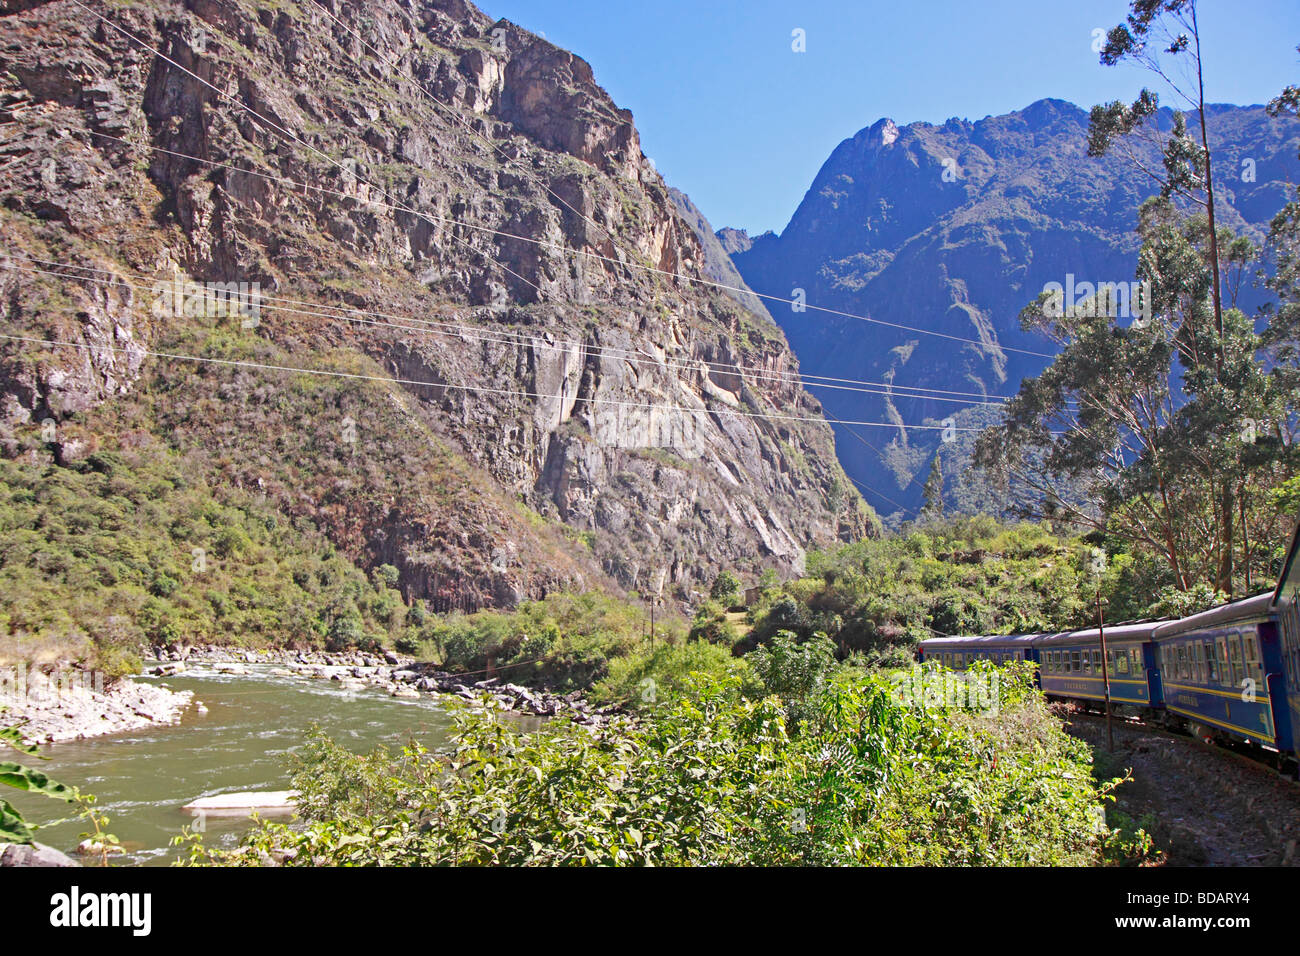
<box><xmin>918</xmin><ymin>633</ymin><xmax>1046</xmax><ymax>648</ymax></box>
<box><xmin>1035</xmin><ymin>621</ymin><xmax>1160</xmax><ymax>645</ymax></box>
<box><xmin>1273</xmin><ymin>518</ymin><xmax>1300</xmax><ymax>610</ymax></box>
<box><xmin>1150</xmin><ymin>591</ymin><xmax>1275</xmax><ymax>639</ymax></box>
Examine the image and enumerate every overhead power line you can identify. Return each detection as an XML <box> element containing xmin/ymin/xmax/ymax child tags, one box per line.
<box><xmin>60</xmin><ymin>0</ymin><xmax>1057</xmax><ymax>361</ymax></box>
<box><xmin>0</xmin><ymin>252</ymin><xmax>1013</xmax><ymax>408</ymax></box>
<box><xmin>0</xmin><ymin>331</ymin><xmax>996</xmax><ymax>432</ymax></box>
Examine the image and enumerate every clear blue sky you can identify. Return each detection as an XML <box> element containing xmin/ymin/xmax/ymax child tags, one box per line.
<box><xmin>480</xmin><ymin>0</ymin><xmax>1300</xmax><ymax>235</ymax></box>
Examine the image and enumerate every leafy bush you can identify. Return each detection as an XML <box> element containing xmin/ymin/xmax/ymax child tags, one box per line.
<box><xmin>179</xmin><ymin>662</ymin><xmax>1124</xmax><ymax>867</ymax></box>
<box><xmin>709</xmin><ymin>570</ymin><xmax>741</xmax><ymax>606</ymax></box>
<box><xmin>750</xmin><ymin>518</ymin><xmax>1119</xmax><ymax>664</ymax></box>
<box><xmin>429</xmin><ymin>592</ymin><xmax>667</xmax><ymax>690</ymax></box>
<box><xmin>591</xmin><ymin>639</ymin><xmax>756</xmax><ymax>711</ymax></box>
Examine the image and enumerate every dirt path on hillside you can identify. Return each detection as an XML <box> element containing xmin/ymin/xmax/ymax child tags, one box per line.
<box><xmin>1062</xmin><ymin>709</ymin><xmax>1300</xmax><ymax>866</ymax></box>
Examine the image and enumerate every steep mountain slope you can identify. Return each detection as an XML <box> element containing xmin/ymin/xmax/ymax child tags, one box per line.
<box><xmin>728</xmin><ymin>98</ymin><xmax>1300</xmax><ymax>520</ymax></box>
<box><xmin>668</xmin><ymin>187</ymin><xmax>774</xmax><ymax>325</ymax></box>
<box><xmin>0</xmin><ymin>0</ymin><xmax>874</xmax><ymax>638</ymax></box>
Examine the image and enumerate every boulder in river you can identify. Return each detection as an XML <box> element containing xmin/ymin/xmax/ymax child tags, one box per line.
<box><xmin>0</xmin><ymin>842</ymin><xmax>79</xmax><ymax>867</ymax></box>
<box><xmin>182</xmin><ymin>790</ymin><xmax>299</xmax><ymax>817</ymax></box>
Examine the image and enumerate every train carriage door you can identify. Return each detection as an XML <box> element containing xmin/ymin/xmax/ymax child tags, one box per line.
<box><xmin>1144</xmin><ymin>642</ymin><xmax>1162</xmax><ymax>705</ymax></box>
<box><xmin>1267</xmin><ymin>605</ymin><xmax>1300</xmax><ymax>756</ymax></box>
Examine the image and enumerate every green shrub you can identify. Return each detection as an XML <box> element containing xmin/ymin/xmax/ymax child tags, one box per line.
<box><xmin>591</xmin><ymin>639</ymin><xmax>755</xmax><ymax>710</ymax></box>
<box><xmin>179</xmin><ymin>662</ymin><xmax>1121</xmax><ymax>867</ymax></box>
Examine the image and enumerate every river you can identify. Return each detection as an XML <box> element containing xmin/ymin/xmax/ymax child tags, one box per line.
<box><xmin>6</xmin><ymin>663</ymin><xmax>466</xmax><ymax>866</ymax></box>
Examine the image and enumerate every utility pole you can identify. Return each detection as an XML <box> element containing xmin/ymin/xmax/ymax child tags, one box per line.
<box><xmin>1097</xmin><ymin>590</ymin><xmax>1113</xmax><ymax>753</ymax></box>
<box><xmin>1090</xmin><ymin>547</ymin><xmax>1113</xmax><ymax>752</ymax></box>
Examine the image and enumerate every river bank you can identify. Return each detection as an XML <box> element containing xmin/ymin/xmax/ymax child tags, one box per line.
<box><xmin>150</xmin><ymin>645</ymin><xmax>623</xmax><ymax>728</ymax></box>
<box><xmin>3</xmin><ymin>663</ymin><xmax>463</xmax><ymax>865</ymax></box>
<box><xmin>1</xmin><ymin>664</ymin><xmax>193</xmax><ymax>744</ymax></box>
<box><xmin>2</xmin><ymin>643</ymin><xmax>622</xmax><ymax>746</ymax></box>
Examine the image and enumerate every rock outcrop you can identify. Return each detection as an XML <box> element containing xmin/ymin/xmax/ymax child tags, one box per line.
<box><xmin>0</xmin><ymin>0</ymin><xmax>874</xmax><ymax>613</ymax></box>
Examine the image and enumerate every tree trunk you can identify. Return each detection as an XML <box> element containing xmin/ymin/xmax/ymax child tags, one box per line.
<box><xmin>1192</xmin><ymin>4</ymin><xmax>1225</xmax><ymax>350</ymax></box>
<box><xmin>1217</xmin><ymin>478</ymin><xmax>1234</xmax><ymax>596</ymax></box>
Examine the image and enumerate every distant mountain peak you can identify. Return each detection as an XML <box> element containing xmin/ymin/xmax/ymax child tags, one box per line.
<box><xmin>728</xmin><ymin>100</ymin><xmax>1300</xmax><ymax>521</ymax></box>
<box><xmin>866</xmin><ymin>117</ymin><xmax>900</xmax><ymax>147</ymax></box>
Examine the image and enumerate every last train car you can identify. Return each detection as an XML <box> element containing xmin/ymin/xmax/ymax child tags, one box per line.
<box><xmin>1150</xmin><ymin>592</ymin><xmax>1290</xmax><ymax>754</ymax></box>
<box><xmin>916</xmin><ymin>634</ymin><xmax>1041</xmax><ymax>672</ymax></box>
<box><xmin>1033</xmin><ymin>622</ymin><xmax>1161</xmax><ymax>716</ymax></box>
<box><xmin>1271</xmin><ymin>521</ymin><xmax>1300</xmax><ymax>763</ymax></box>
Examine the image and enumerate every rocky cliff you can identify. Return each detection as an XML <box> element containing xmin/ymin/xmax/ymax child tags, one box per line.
<box><xmin>0</xmin><ymin>0</ymin><xmax>874</xmax><ymax>620</ymax></box>
<box><xmin>728</xmin><ymin>98</ymin><xmax>1300</xmax><ymax>520</ymax></box>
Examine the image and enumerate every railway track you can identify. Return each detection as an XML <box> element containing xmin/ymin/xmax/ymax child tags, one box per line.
<box><xmin>1058</xmin><ymin>705</ymin><xmax>1300</xmax><ymax>865</ymax></box>
<box><xmin>1057</xmin><ymin>703</ymin><xmax>1295</xmax><ymax>780</ymax></box>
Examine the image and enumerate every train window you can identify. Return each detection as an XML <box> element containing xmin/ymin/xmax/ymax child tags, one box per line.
<box><xmin>1130</xmin><ymin>648</ymin><xmax>1143</xmax><ymax>675</ymax></box>
<box><xmin>1115</xmin><ymin>649</ymin><xmax>1129</xmax><ymax>675</ymax></box>
<box><xmin>1204</xmin><ymin>642</ymin><xmax>1217</xmax><ymax>682</ymax></box>
<box><xmin>1228</xmin><ymin>638</ymin><xmax>1243</xmax><ymax>685</ymax></box>
<box><xmin>1175</xmin><ymin>645</ymin><xmax>1187</xmax><ymax>680</ymax></box>
<box><xmin>1243</xmin><ymin>633</ymin><xmax>1263</xmax><ymax>684</ymax></box>
<box><xmin>1071</xmin><ymin>650</ymin><xmax>1082</xmax><ymax>672</ymax></box>
<box><xmin>1216</xmin><ymin>639</ymin><xmax>1230</xmax><ymax>686</ymax></box>
<box><xmin>1192</xmin><ymin>643</ymin><xmax>1204</xmax><ymax>682</ymax></box>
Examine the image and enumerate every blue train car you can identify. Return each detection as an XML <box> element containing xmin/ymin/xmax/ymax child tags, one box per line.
<box><xmin>1273</xmin><ymin>521</ymin><xmax>1300</xmax><ymax>764</ymax></box>
<box><xmin>1034</xmin><ymin>622</ymin><xmax>1161</xmax><ymax>716</ymax></box>
<box><xmin>1150</xmin><ymin>592</ymin><xmax>1290</xmax><ymax>753</ymax></box>
<box><xmin>917</xmin><ymin>633</ymin><xmax>1041</xmax><ymax>670</ymax></box>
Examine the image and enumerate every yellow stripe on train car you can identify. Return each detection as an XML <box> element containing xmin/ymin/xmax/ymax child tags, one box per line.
<box><xmin>1163</xmin><ymin>706</ymin><xmax>1275</xmax><ymax>743</ymax></box>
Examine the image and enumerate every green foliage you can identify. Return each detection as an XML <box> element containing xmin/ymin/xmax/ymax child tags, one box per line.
<box><xmin>687</xmin><ymin>598</ymin><xmax>743</xmax><ymax>646</ymax></box>
<box><xmin>0</xmin><ymin>719</ymin><xmax>72</xmax><ymax>846</ymax></box>
<box><xmin>429</xmin><ymin>591</ymin><xmax>667</xmax><ymax>690</ymax></box>
<box><xmin>180</xmin><ymin>662</ymin><xmax>1120</xmax><ymax>867</ymax></box>
<box><xmin>709</xmin><ymin>570</ymin><xmax>742</xmax><ymax>606</ymax></box>
<box><xmin>591</xmin><ymin>639</ymin><xmax>755</xmax><ymax>711</ymax></box>
<box><xmin>0</xmin><ymin>436</ymin><xmax>414</xmax><ymax>669</ymax></box>
<box><xmin>920</xmin><ymin>452</ymin><xmax>945</xmax><ymax>520</ymax></box>
<box><xmin>746</xmin><ymin>630</ymin><xmax>834</xmax><ymax>701</ymax></box>
<box><xmin>1145</xmin><ymin>582</ymin><xmax>1227</xmax><ymax>620</ymax></box>
<box><xmin>751</xmin><ymin>518</ymin><xmax>1102</xmax><ymax>664</ymax></box>
<box><xmin>976</xmin><ymin>197</ymin><xmax>1297</xmax><ymax>599</ymax></box>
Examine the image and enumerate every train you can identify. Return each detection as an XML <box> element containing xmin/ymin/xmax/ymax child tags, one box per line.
<box><xmin>918</xmin><ymin>520</ymin><xmax>1300</xmax><ymax>773</ymax></box>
